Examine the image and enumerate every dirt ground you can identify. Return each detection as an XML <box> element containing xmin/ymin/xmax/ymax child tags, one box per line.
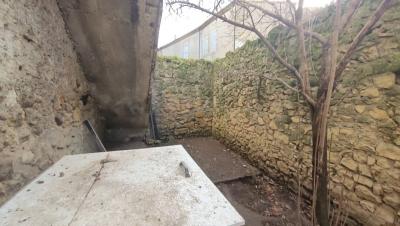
<box><xmin>175</xmin><ymin>137</ymin><xmax>307</xmax><ymax>226</ymax></box>
<box><xmin>107</xmin><ymin>136</ymin><xmax>309</xmax><ymax>226</ymax></box>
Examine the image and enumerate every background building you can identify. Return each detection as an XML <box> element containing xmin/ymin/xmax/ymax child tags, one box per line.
<box><xmin>158</xmin><ymin>1</ymin><xmax>287</xmax><ymax>60</ymax></box>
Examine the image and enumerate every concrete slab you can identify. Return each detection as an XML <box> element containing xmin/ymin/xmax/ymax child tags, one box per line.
<box><xmin>0</xmin><ymin>145</ymin><xmax>244</xmax><ymax>226</ymax></box>
<box><xmin>177</xmin><ymin>137</ymin><xmax>260</xmax><ymax>183</ymax></box>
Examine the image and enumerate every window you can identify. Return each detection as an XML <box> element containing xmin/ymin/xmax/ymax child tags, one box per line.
<box><xmin>210</xmin><ymin>31</ymin><xmax>217</xmax><ymax>53</ymax></box>
<box><xmin>182</xmin><ymin>42</ymin><xmax>189</xmax><ymax>58</ymax></box>
<box><xmin>201</xmin><ymin>34</ymin><xmax>209</xmax><ymax>56</ymax></box>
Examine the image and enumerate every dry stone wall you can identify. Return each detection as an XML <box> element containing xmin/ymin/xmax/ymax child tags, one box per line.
<box><xmin>152</xmin><ymin>57</ymin><xmax>213</xmax><ymax>138</ymax></box>
<box><xmin>0</xmin><ymin>0</ymin><xmax>101</xmax><ymax>205</ymax></box>
<box><xmin>154</xmin><ymin>2</ymin><xmax>400</xmax><ymax>225</ymax></box>
<box><xmin>212</xmin><ymin>6</ymin><xmax>400</xmax><ymax>226</ymax></box>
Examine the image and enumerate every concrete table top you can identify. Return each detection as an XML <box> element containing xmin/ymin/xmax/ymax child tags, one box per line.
<box><xmin>0</xmin><ymin>145</ymin><xmax>244</xmax><ymax>226</ymax></box>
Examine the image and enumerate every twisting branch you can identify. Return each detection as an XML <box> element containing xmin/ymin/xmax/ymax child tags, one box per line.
<box><xmin>263</xmin><ymin>74</ymin><xmax>300</xmax><ymax>94</ymax></box>
<box><xmin>334</xmin><ymin>0</ymin><xmax>394</xmax><ymax>86</ymax></box>
<box><xmin>339</xmin><ymin>0</ymin><xmax>363</xmax><ymax>33</ymax></box>
<box><xmin>239</xmin><ymin>0</ymin><xmax>327</xmax><ymax>44</ymax></box>
<box><xmin>168</xmin><ymin>0</ymin><xmax>316</xmax><ymax>107</ymax></box>
<box><xmin>295</xmin><ymin>0</ymin><xmax>312</xmax><ymax>97</ymax></box>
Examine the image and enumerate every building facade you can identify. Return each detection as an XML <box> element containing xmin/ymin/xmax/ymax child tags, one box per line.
<box><xmin>158</xmin><ymin>1</ymin><xmax>287</xmax><ymax>60</ymax></box>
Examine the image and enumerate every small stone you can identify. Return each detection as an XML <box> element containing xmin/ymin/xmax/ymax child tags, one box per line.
<box><xmin>358</xmin><ymin>164</ymin><xmax>372</xmax><ymax>177</ymax></box>
<box><xmin>355</xmin><ymin>105</ymin><xmax>366</xmax><ymax>113</ymax></box>
<box><xmin>257</xmin><ymin>117</ymin><xmax>265</xmax><ymax>125</ymax></box>
<box><xmin>21</xmin><ymin>150</ymin><xmax>35</xmax><ymax>164</ymax></box>
<box><xmin>354</xmin><ymin>175</ymin><xmax>373</xmax><ymax>188</ymax></box>
<box><xmin>376</xmin><ymin>157</ymin><xmax>393</xmax><ymax>168</ymax></box>
<box><xmin>354</xmin><ymin>151</ymin><xmax>367</xmax><ymax>163</ymax></box>
<box><xmin>369</xmin><ymin>108</ymin><xmax>389</xmax><ymax>120</ymax></box>
<box><xmin>341</xmin><ymin>157</ymin><xmax>358</xmax><ymax>171</ymax></box>
<box><xmin>383</xmin><ymin>192</ymin><xmax>400</xmax><ymax>208</ymax></box>
<box><xmin>367</xmin><ymin>156</ymin><xmax>376</xmax><ymax>165</ymax></box>
<box><xmin>373</xmin><ymin>72</ymin><xmax>396</xmax><ymax>89</ymax></box>
<box><xmin>343</xmin><ymin>177</ymin><xmax>355</xmax><ymax>190</ymax></box>
<box><xmin>274</xmin><ymin>132</ymin><xmax>289</xmax><ymax>144</ymax></box>
<box><xmin>373</xmin><ymin>184</ymin><xmax>383</xmax><ymax>195</ymax></box>
<box><xmin>374</xmin><ymin>205</ymin><xmax>395</xmax><ymax>224</ymax></box>
<box><xmin>393</xmin><ymin>137</ymin><xmax>400</xmax><ymax>146</ymax></box>
<box><xmin>376</xmin><ymin>143</ymin><xmax>400</xmax><ymax>161</ymax></box>
<box><xmin>269</xmin><ymin>121</ymin><xmax>278</xmax><ymax>130</ymax></box>
<box><xmin>355</xmin><ymin>185</ymin><xmax>381</xmax><ymax>203</ymax></box>
<box><xmin>72</xmin><ymin>108</ymin><xmax>81</xmax><ymax>122</ymax></box>
<box><xmin>360</xmin><ymin>87</ymin><xmax>380</xmax><ymax>98</ymax></box>
<box><xmin>291</xmin><ymin>116</ymin><xmax>300</xmax><ymax>123</ymax></box>
<box><xmin>360</xmin><ymin>200</ymin><xmax>376</xmax><ymax>212</ymax></box>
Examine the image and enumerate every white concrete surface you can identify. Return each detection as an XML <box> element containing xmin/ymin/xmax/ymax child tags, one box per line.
<box><xmin>0</xmin><ymin>145</ymin><xmax>244</xmax><ymax>226</ymax></box>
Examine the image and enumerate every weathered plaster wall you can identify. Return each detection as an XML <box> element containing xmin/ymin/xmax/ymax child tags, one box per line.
<box><xmin>153</xmin><ymin>2</ymin><xmax>400</xmax><ymax>225</ymax></box>
<box><xmin>152</xmin><ymin>57</ymin><xmax>213</xmax><ymax>138</ymax></box>
<box><xmin>58</xmin><ymin>0</ymin><xmax>162</xmax><ymax>142</ymax></box>
<box><xmin>0</xmin><ymin>0</ymin><xmax>101</xmax><ymax>205</ymax></box>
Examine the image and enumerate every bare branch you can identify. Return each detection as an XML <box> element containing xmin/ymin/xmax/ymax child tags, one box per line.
<box><xmin>339</xmin><ymin>0</ymin><xmax>363</xmax><ymax>33</ymax></box>
<box><xmin>334</xmin><ymin>0</ymin><xmax>394</xmax><ymax>86</ymax></box>
<box><xmin>168</xmin><ymin>0</ymin><xmax>316</xmax><ymax>106</ymax></box>
<box><xmin>295</xmin><ymin>0</ymin><xmax>312</xmax><ymax>97</ymax></box>
<box><xmin>239</xmin><ymin>0</ymin><xmax>327</xmax><ymax>44</ymax></box>
<box><xmin>239</xmin><ymin>3</ymin><xmax>256</xmax><ymax>28</ymax></box>
<box><xmin>263</xmin><ymin>74</ymin><xmax>299</xmax><ymax>93</ymax></box>
<box><xmin>262</xmin><ymin>73</ymin><xmax>315</xmax><ymax>105</ymax></box>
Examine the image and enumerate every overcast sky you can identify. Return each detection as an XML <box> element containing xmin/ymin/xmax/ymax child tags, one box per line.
<box><xmin>158</xmin><ymin>0</ymin><xmax>334</xmax><ymax>47</ymax></box>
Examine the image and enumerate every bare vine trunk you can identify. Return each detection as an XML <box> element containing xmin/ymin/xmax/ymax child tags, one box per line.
<box><xmin>311</xmin><ymin>104</ymin><xmax>330</xmax><ymax>226</ymax></box>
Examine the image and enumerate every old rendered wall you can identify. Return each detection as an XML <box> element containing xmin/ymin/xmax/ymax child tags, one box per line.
<box><xmin>154</xmin><ymin>2</ymin><xmax>400</xmax><ymax>225</ymax></box>
<box><xmin>57</xmin><ymin>0</ymin><xmax>163</xmax><ymax>142</ymax></box>
<box><xmin>152</xmin><ymin>57</ymin><xmax>213</xmax><ymax>138</ymax></box>
<box><xmin>0</xmin><ymin>0</ymin><xmax>101</xmax><ymax>205</ymax></box>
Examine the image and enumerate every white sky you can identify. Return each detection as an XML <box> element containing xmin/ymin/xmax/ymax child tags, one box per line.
<box><xmin>158</xmin><ymin>0</ymin><xmax>334</xmax><ymax>47</ymax></box>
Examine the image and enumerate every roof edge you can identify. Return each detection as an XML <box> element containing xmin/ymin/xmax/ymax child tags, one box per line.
<box><xmin>158</xmin><ymin>2</ymin><xmax>234</xmax><ymax>51</ymax></box>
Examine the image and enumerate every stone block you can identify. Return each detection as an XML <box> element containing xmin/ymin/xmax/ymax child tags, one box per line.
<box><xmin>373</xmin><ymin>72</ymin><xmax>396</xmax><ymax>88</ymax></box>
<box><xmin>374</xmin><ymin>205</ymin><xmax>395</xmax><ymax>225</ymax></box>
<box><xmin>358</xmin><ymin>164</ymin><xmax>372</xmax><ymax>177</ymax></box>
<box><xmin>269</xmin><ymin>121</ymin><xmax>278</xmax><ymax>130</ymax></box>
<box><xmin>355</xmin><ymin>185</ymin><xmax>381</xmax><ymax>203</ymax></box>
<box><xmin>369</xmin><ymin>108</ymin><xmax>390</xmax><ymax>120</ymax></box>
<box><xmin>376</xmin><ymin>142</ymin><xmax>400</xmax><ymax>161</ymax></box>
<box><xmin>360</xmin><ymin>87</ymin><xmax>380</xmax><ymax>98</ymax></box>
<box><xmin>373</xmin><ymin>184</ymin><xmax>383</xmax><ymax>196</ymax></box>
<box><xmin>383</xmin><ymin>192</ymin><xmax>400</xmax><ymax>208</ymax></box>
<box><xmin>354</xmin><ymin>105</ymin><xmax>366</xmax><ymax>113</ymax></box>
<box><xmin>341</xmin><ymin>157</ymin><xmax>358</xmax><ymax>171</ymax></box>
<box><xmin>354</xmin><ymin>175</ymin><xmax>373</xmax><ymax>188</ymax></box>
<box><xmin>343</xmin><ymin>177</ymin><xmax>355</xmax><ymax>190</ymax></box>
<box><xmin>360</xmin><ymin>200</ymin><xmax>376</xmax><ymax>212</ymax></box>
<box><xmin>367</xmin><ymin>156</ymin><xmax>376</xmax><ymax>165</ymax></box>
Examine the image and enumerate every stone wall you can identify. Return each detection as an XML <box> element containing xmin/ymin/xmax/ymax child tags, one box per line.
<box><xmin>0</xmin><ymin>0</ymin><xmax>101</xmax><ymax>205</ymax></box>
<box><xmin>153</xmin><ymin>2</ymin><xmax>400</xmax><ymax>225</ymax></box>
<box><xmin>212</xmin><ymin>4</ymin><xmax>400</xmax><ymax>226</ymax></box>
<box><xmin>152</xmin><ymin>57</ymin><xmax>213</xmax><ymax>138</ymax></box>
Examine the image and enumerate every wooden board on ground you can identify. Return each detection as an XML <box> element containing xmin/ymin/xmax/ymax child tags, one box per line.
<box><xmin>177</xmin><ymin>137</ymin><xmax>260</xmax><ymax>183</ymax></box>
<box><xmin>0</xmin><ymin>145</ymin><xmax>244</xmax><ymax>226</ymax></box>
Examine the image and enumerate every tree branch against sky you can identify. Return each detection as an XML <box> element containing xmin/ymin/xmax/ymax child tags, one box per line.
<box><xmin>164</xmin><ymin>0</ymin><xmax>396</xmax><ymax>225</ymax></box>
<box><xmin>158</xmin><ymin>0</ymin><xmax>334</xmax><ymax>47</ymax></box>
